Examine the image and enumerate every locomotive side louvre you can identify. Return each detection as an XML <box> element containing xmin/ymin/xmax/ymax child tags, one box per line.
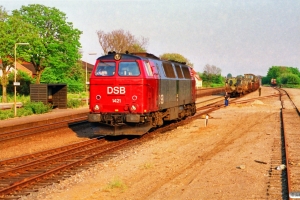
<box><xmin>155</xmin><ymin>61</ymin><xmax>195</xmax><ymax>120</ymax></box>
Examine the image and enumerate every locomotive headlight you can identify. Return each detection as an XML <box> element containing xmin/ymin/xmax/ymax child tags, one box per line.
<box><xmin>131</xmin><ymin>105</ymin><xmax>137</xmax><ymax>111</ymax></box>
<box><xmin>94</xmin><ymin>104</ymin><xmax>100</xmax><ymax>111</ymax></box>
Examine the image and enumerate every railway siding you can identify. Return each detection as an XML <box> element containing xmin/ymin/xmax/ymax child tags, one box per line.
<box><xmin>281</xmin><ymin>91</ymin><xmax>300</xmax><ymax>196</ymax></box>
<box><xmin>0</xmin><ymin>107</ymin><xmax>88</xmax><ymax>134</ymax></box>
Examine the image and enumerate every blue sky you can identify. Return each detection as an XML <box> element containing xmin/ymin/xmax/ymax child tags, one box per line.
<box><xmin>2</xmin><ymin>0</ymin><xmax>300</xmax><ymax>76</ymax></box>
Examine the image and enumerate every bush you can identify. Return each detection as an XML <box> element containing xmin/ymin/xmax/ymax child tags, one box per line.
<box><xmin>0</xmin><ymin>109</ymin><xmax>14</xmax><ymax>120</ymax></box>
<box><xmin>24</xmin><ymin>102</ymin><xmax>52</xmax><ymax>114</ymax></box>
<box><xmin>7</xmin><ymin>70</ymin><xmax>35</xmax><ymax>95</ymax></box>
<box><xmin>0</xmin><ymin>102</ymin><xmax>51</xmax><ymax>119</ymax></box>
<box><xmin>67</xmin><ymin>99</ymin><xmax>84</xmax><ymax>108</ymax></box>
<box><xmin>17</xmin><ymin>107</ymin><xmax>34</xmax><ymax>117</ymax></box>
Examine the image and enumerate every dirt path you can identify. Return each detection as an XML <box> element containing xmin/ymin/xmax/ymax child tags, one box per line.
<box><xmin>13</xmin><ymin>86</ymin><xmax>291</xmax><ymax>200</ymax></box>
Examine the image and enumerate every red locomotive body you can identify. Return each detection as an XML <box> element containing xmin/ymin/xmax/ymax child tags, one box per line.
<box><xmin>88</xmin><ymin>52</ymin><xmax>196</xmax><ymax>135</ymax></box>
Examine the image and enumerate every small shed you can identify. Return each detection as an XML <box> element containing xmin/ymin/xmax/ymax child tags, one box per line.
<box><xmin>30</xmin><ymin>84</ymin><xmax>67</xmax><ymax>109</ymax></box>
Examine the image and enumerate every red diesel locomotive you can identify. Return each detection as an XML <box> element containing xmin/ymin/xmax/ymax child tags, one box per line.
<box><xmin>88</xmin><ymin>52</ymin><xmax>197</xmax><ymax>136</ymax></box>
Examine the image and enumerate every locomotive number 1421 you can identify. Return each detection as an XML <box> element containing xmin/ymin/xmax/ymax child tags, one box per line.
<box><xmin>112</xmin><ymin>99</ymin><xmax>121</xmax><ymax>103</ymax></box>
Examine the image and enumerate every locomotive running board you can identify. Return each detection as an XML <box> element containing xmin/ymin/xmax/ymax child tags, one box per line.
<box><xmin>91</xmin><ymin>123</ymin><xmax>153</xmax><ymax>136</ymax></box>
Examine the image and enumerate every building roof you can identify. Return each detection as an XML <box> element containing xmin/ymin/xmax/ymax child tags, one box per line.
<box><xmin>80</xmin><ymin>61</ymin><xmax>95</xmax><ymax>73</ymax></box>
<box><xmin>16</xmin><ymin>62</ymin><xmax>33</xmax><ymax>76</ymax></box>
<box><xmin>9</xmin><ymin>60</ymin><xmax>95</xmax><ymax>77</ymax></box>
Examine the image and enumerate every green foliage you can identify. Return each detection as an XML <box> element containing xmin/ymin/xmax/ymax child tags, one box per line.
<box><xmin>24</xmin><ymin>101</ymin><xmax>52</xmax><ymax>114</ymax></box>
<box><xmin>0</xmin><ymin>93</ymin><xmax>30</xmax><ymax>104</ymax></box>
<box><xmin>261</xmin><ymin>76</ymin><xmax>270</xmax><ymax>85</ymax></box>
<box><xmin>104</xmin><ymin>177</ymin><xmax>127</xmax><ymax>191</ymax></box>
<box><xmin>41</xmin><ymin>62</ymin><xmax>85</xmax><ymax>92</ymax></box>
<box><xmin>265</xmin><ymin>66</ymin><xmax>300</xmax><ymax>86</ymax></box>
<box><xmin>5</xmin><ymin>70</ymin><xmax>35</xmax><ymax>95</ymax></box>
<box><xmin>0</xmin><ymin>13</ymin><xmax>37</xmax><ymax>68</ymax></box>
<box><xmin>67</xmin><ymin>98</ymin><xmax>84</xmax><ymax>108</ymax></box>
<box><xmin>0</xmin><ymin>109</ymin><xmax>14</xmax><ymax>120</ymax></box>
<box><xmin>12</xmin><ymin>4</ymin><xmax>82</xmax><ymax>84</ymax></box>
<box><xmin>283</xmin><ymin>74</ymin><xmax>300</xmax><ymax>85</ymax></box>
<box><xmin>68</xmin><ymin>92</ymin><xmax>87</xmax><ymax>99</ymax></box>
<box><xmin>0</xmin><ymin>10</ymin><xmax>37</xmax><ymax>102</ymax></box>
<box><xmin>0</xmin><ymin>6</ymin><xmax>8</xmax><ymax>20</ymax></box>
<box><xmin>200</xmin><ymin>73</ymin><xmax>225</xmax><ymax>87</ymax></box>
<box><xmin>0</xmin><ymin>101</ymin><xmax>52</xmax><ymax>120</ymax></box>
<box><xmin>159</xmin><ymin>53</ymin><xmax>193</xmax><ymax>67</ymax></box>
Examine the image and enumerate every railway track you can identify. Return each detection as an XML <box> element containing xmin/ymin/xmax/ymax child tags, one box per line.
<box><xmin>0</xmin><ymin>138</ymin><xmax>135</xmax><ymax>198</ymax></box>
<box><xmin>196</xmin><ymin>87</ymin><xmax>224</xmax><ymax>98</ymax></box>
<box><xmin>267</xmin><ymin>88</ymin><xmax>300</xmax><ymax>200</ymax></box>
<box><xmin>0</xmin><ymin>116</ymin><xmax>88</xmax><ymax>143</ymax></box>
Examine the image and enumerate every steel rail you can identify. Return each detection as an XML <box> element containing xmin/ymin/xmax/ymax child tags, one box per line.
<box><xmin>0</xmin><ymin>139</ymin><xmax>132</xmax><ymax>196</ymax></box>
<box><xmin>0</xmin><ymin>139</ymin><xmax>102</xmax><ymax>172</ymax></box>
<box><xmin>0</xmin><ymin>116</ymin><xmax>88</xmax><ymax>143</ymax></box>
<box><xmin>274</xmin><ymin>87</ymin><xmax>300</xmax><ymax>200</ymax></box>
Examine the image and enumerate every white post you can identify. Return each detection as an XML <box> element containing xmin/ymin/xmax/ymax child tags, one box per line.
<box><xmin>85</xmin><ymin>53</ymin><xmax>97</xmax><ymax>105</ymax></box>
<box><xmin>205</xmin><ymin>114</ymin><xmax>209</xmax><ymax>127</ymax></box>
<box><xmin>14</xmin><ymin>43</ymin><xmax>29</xmax><ymax>117</ymax></box>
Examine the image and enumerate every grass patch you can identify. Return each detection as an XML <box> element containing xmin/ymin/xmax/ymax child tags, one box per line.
<box><xmin>0</xmin><ymin>109</ymin><xmax>14</xmax><ymax>120</ymax></box>
<box><xmin>67</xmin><ymin>98</ymin><xmax>85</xmax><ymax>108</ymax></box>
<box><xmin>0</xmin><ymin>102</ymin><xmax>52</xmax><ymax>120</ymax></box>
<box><xmin>24</xmin><ymin>102</ymin><xmax>52</xmax><ymax>114</ymax></box>
<box><xmin>103</xmin><ymin>177</ymin><xmax>127</xmax><ymax>192</ymax></box>
<box><xmin>140</xmin><ymin>162</ymin><xmax>154</xmax><ymax>170</ymax></box>
<box><xmin>67</xmin><ymin>91</ymin><xmax>88</xmax><ymax>99</ymax></box>
<box><xmin>0</xmin><ymin>92</ymin><xmax>87</xmax><ymax>120</ymax></box>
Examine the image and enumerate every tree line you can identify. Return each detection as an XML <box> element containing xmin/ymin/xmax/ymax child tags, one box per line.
<box><xmin>262</xmin><ymin>66</ymin><xmax>300</xmax><ymax>87</ymax></box>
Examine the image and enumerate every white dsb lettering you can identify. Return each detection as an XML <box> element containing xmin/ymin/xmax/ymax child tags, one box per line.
<box><xmin>107</xmin><ymin>86</ymin><xmax>126</xmax><ymax>94</ymax></box>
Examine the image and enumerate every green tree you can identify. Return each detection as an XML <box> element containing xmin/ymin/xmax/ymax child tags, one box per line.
<box><xmin>97</xmin><ymin>29</ymin><xmax>148</xmax><ymax>54</ymax></box>
<box><xmin>7</xmin><ymin>70</ymin><xmax>35</xmax><ymax>95</ymax></box>
<box><xmin>265</xmin><ymin>66</ymin><xmax>300</xmax><ymax>85</ymax></box>
<box><xmin>159</xmin><ymin>53</ymin><xmax>193</xmax><ymax>67</ymax></box>
<box><xmin>201</xmin><ymin>64</ymin><xmax>222</xmax><ymax>87</ymax></box>
<box><xmin>0</xmin><ymin>7</ymin><xmax>37</xmax><ymax>102</ymax></box>
<box><xmin>12</xmin><ymin>4</ymin><xmax>82</xmax><ymax>84</ymax></box>
<box><xmin>41</xmin><ymin>62</ymin><xmax>85</xmax><ymax>92</ymax></box>
<box><xmin>286</xmin><ymin>74</ymin><xmax>300</xmax><ymax>84</ymax></box>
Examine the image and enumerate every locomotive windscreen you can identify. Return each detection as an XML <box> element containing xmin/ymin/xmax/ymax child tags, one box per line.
<box><xmin>95</xmin><ymin>62</ymin><xmax>116</xmax><ymax>76</ymax></box>
<box><xmin>118</xmin><ymin>62</ymin><xmax>140</xmax><ymax>76</ymax></box>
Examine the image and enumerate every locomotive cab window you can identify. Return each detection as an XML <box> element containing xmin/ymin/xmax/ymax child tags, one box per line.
<box><xmin>118</xmin><ymin>62</ymin><xmax>140</xmax><ymax>76</ymax></box>
<box><xmin>95</xmin><ymin>62</ymin><xmax>116</xmax><ymax>76</ymax></box>
<box><xmin>182</xmin><ymin>66</ymin><xmax>191</xmax><ymax>79</ymax></box>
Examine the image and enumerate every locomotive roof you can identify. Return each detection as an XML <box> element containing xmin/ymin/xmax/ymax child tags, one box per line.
<box><xmin>96</xmin><ymin>52</ymin><xmax>189</xmax><ymax>67</ymax></box>
<box><xmin>96</xmin><ymin>52</ymin><xmax>160</xmax><ymax>61</ymax></box>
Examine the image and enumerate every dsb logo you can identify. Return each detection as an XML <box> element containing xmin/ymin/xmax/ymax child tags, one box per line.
<box><xmin>107</xmin><ymin>86</ymin><xmax>126</xmax><ymax>95</ymax></box>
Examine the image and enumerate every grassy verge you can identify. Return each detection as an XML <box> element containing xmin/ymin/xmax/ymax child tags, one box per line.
<box><xmin>0</xmin><ymin>92</ymin><xmax>88</xmax><ymax>120</ymax></box>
